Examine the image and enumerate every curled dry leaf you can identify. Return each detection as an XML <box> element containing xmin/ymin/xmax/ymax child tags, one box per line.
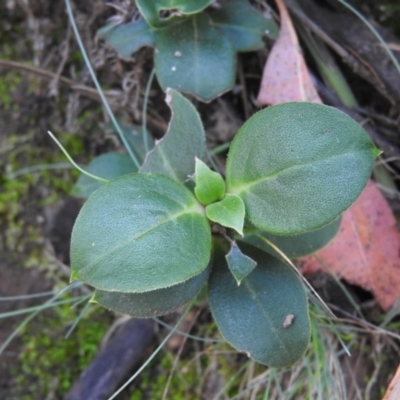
<box><xmin>300</xmin><ymin>180</ymin><xmax>400</xmax><ymax>311</ymax></box>
<box><xmin>257</xmin><ymin>0</ymin><xmax>321</xmax><ymax>105</ymax></box>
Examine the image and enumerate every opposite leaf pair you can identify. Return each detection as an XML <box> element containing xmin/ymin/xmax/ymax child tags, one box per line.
<box><xmin>195</xmin><ymin>158</ymin><xmax>245</xmax><ymax>236</ymax></box>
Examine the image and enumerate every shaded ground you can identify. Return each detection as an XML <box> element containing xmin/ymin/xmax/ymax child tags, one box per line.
<box><xmin>0</xmin><ymin>255</ymin><xmax>53</xmax><ymax>398</ymax></box>
<box><xmin>1</xmin><ymin>0</ymin><xmax>400</xmax><ymax>399</ymax></box>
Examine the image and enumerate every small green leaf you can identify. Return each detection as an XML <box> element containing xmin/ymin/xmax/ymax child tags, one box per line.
<box><xmin>140</xmin><ymin>89</ymin><xmax>205</xmax><ymax>182</ymax></box>
<box><xmin>194</xmin><ymin>158</ymin><xmax>225</xmax><ymax>205</ymax></box>
<box><xmin>226</xmin><ymin>102</ymin><xmax>378</xmax><ymax>235</ymax></box>
<box><xmin>137</xmin><ymin>0</ymin><xmax>215</xmax><ymax>27</ymax></box>
<box><xmin>154</xmin><ymin>14</ymin><xmax>236</xmax><ymax>102</ymax></box>
<box><xmin>71</xmin><ymin>173</ymin><xmax>211</xmax><ymax>293</ymax></box>
<box><xmin>98</xmin><ymin>19</ymin><xmax>155</xmax><ymax>58</ymax></box>
<box><xmin>211</xmin><ymin>0</ymin><xmax>278</xmax><ymax>51</ymax></box>
<box><xmin>93</xmin><ymin>266</ymin><xmax>209</xmax><ymax>318</ymax></box>
<box><xmin>225</xmin><ymin>242</ymin><xmax>257</xmax><ymax>285</ymax></box>
<box><xmin>208</xmin><ymin>243</ymin><xmax>310</xmax><ymax>367</ymax></box>
<box><xmin>241</xmin><ymin>217</ymin><xmax>341</xmax><ymax>259</ymax></box>
<box><xmin>72</xmin><ymin>153</ymin><xmax>137</xmax><ymax>198</ymax></box>
<box><xmin>206</xmin><ymin>194</ymin><xmax>245</xmax><ymax>235</ymax></box>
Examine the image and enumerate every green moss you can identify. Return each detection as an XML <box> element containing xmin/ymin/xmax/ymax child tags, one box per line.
<box><xmin>129</xmin><ymin>352</ymin><xmax>202</xmax><ymax>400</ymax></box>
<box><xmin>0</xmin><ymin>70</ymin><xmax>21</xmax><ymax>110</ymax></box>
<box><xmin>15</xmin><ymin>300</ymin><xmax>112</xmax><ymax>399</ymax></box>
<box><xmin>0</xmin><ymin>127</ymin><xmax>82</xmax><ymax>254</ymax></box>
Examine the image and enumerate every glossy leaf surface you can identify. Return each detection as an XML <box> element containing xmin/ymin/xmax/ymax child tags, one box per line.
<box><xmin>137</xmin><ymin>0</ymin><xmax>214</xmax><ymax>27</ymax></box>
<box><xmin>72</xmin><ymin>153</ymin><xmax>136</xmax><ymax>199</ymax></box>
<box><xmin>241</xmin><ymin>217</ymin><xmax>341</xmax><ymax>259</ymax></box>
<box><xmin>211</xmin><ymin>0</ymin><xmax>278</xmax><ymax>51</ymax></box>
<box><xmin>140</xmin><ymin>89</ymin><xmax>205</xmax><ymax>181</ymax></box>
<box><xmin>194</xmin><ymin>158</ymin><xmax>225</xmax><ymax>206</ymax></box>
<box><xmin>154</xmin><ymin>14</ymin><xmax>236</xmax><ymax>102</ymax></box>
<box><xmin>226</xmin><ymin>102</ymin><xmax>378</xmax><ymax>235</ymax></box>
<box><xmin>98</xmin><ymin>19</ymin><xmax>155</xmax><ymax>58</ymax></box>
<box><xmin>94</xmin><ymin>266</ymin><xmax>209</xmax><ymax>318</ymax></box>
<box><xmin>225</xmin><ymin>242</ymin><xmax>257</xmax><ymax>284</ymax></box>
<box><xmin>209</xmin><ymin>244</ymin><xmax>310</xmax><ymax>367</ymax></box>
<box><xmin>71</xmin><ymin>173</ymin><xmax>211</xmax><ymax>293</ymax></box>
<box><xmin>206</xmin><ymin>194</ymin><xmax>245</xmax><ymax>235</ymax></box>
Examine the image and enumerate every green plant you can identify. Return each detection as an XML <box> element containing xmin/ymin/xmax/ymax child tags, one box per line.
<box><xmin>98</xmin><ymin>0</ymin><xmax>278</xmax><ymax>101</ymax></box>
<box><xmin>69</xmin><ymin>88</ymin><xmax>378</xmax><ymax>368</ymax></box>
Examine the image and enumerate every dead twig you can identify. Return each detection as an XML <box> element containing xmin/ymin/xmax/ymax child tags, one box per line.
<box><xmin>0</xmin><ymin>58</ymin><xmax>118</xmax><ymax>101</ymax></box>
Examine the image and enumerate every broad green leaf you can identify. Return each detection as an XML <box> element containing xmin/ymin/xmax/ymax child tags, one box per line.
<box><xmin>226</xmin><ymin>102</ymin><xmax>378</xmax><ymax>235</ymax></box>
<box><xmin>206</xmin><ymin>194</ymin><xmax>245</xmax><ymax>235</ymax></box>
<box><xmin>211</xmin><ymin>0</ymin><xmax>278</xmax><ymax>51</ymax></box>
<box><xmin>140</xmin><ymin>89</ymin><xmax>206</xmax><ymax>181</ymax></box>
<box><xmin>72</xmin><ymin>153</ymin><xmax>137</xmax><ymax>198</ymax></box>
<box><xmin>111</xmin><ymin>122</ymin><xmax>154</xmax><ymax>164</ymax></box>
<box><xmin>70</xmin><ymin>173</ymin><xmax>211</xmax><ymax>293</ymax></box>
<box><xmin>137</xmin><ymin>0</ymin><xmax>215</xmax><ymax>27</ymax></box>
<box><xmin>194</xmin><ymin>158</ymin><xmax>225</xmax><ymax>206</ymax></box>
<box><xmin>94</xmin><ymin>266</ymin><xmax>209</xmax><ymax>318</ymax></box>
<box><xmin>154</xmin><ymin>14</ymin><xmax>236</xmax><ymax>102</ymax></box>
<box><xmin>208</xmin><ymin>243</ymin><xmax>310</xmax><ymax>367</ymax></box>
<box><xmin>241</xmin><ymin>217</ymin><xmax>341</xmax><ymax>259</ymax></box>
<box><xmin>98</xmin><ymin>19</ymin><xmax>155</xmax><ymax>58</ymax></box>
<box><xmin>225</xmin><ymin>242</ymin><xmax>257</xmax><ymax>285</ymax></box>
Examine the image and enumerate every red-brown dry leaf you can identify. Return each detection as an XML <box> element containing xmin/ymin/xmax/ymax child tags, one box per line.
<box><xmin>299</xmin><ymin>180</ymin><xmax>400</xmax><ymax>311</ymax></box>
<box><xmin>257</xmin><ymin>0</ymin><xmax>321</xmax><ymax>105</ymax></box>
<box><xmin>382</xmin><ymin>363</ymin><xmax>400</xmax><ymax>400</ymax></box>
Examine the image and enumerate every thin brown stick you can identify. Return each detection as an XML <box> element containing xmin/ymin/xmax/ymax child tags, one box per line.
<box><xmin>0</xmin><ymin>58</ymin><xmax>118</xmax><ymax>101</ymax></box>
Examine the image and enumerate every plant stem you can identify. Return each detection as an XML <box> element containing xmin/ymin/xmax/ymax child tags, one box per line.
<box><xmin>47</xmin><ymin>131</ymin><xmax>109</xmax><ymax>183</ymax></box>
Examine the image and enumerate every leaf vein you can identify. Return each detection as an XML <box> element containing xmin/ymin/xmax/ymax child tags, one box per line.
<box><xmin>78</xmin><ymin>204</ymin><xmax>200</xmax><ymax>275</ymax></box>
<box><xmin>229</xmin><ymin>150</ymin><xmax>363</xmax><ymax>195</ymax></box>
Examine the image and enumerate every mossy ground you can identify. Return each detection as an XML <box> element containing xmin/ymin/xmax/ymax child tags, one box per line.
<box><xmin>0</xmin><ymin>4</ymin><xmax>114</xmax><ymax>397</ymax></box>
<box><xmin>15</xmin><ymin>302</ymin><xmax>113</xmax><ymax>399</ymax></box>
<box><xmin>0</xmin><ymin>97</ymin><xmax>107</xmax><ymax>398</ymax></box>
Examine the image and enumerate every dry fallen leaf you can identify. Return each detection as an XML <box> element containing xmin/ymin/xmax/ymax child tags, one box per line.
<box><xmin>257</xmin><ymin>0</ymin><xmax>321</xmax><ymax>105</ymax></box>
<box><xmin>382</xmin><ymin>363</ymin><xmax>400</xmax><ymax>400</ymax></box>
<box><xmin>299</xmin><ymin>180</ymin><xmax>400</xmax><ymax>311</ymax></box>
